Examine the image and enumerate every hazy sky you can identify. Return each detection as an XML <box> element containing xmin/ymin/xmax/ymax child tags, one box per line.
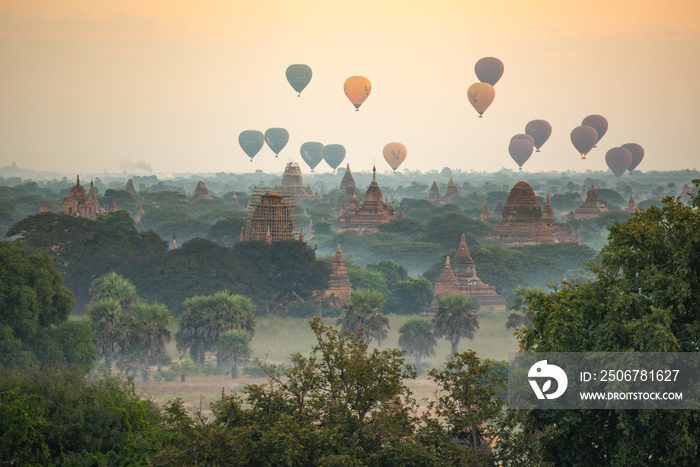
<box><xmin>2</xmin><ymin>1</ymin><xmax>699</xmax><ymax>176</ymax></box>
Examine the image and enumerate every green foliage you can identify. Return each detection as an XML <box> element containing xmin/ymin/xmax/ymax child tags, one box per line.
<box><xmin>0</xmin><ymin>241</ymin><xmax>94</xmax><ymax>371</ymax></box>
<box><xmin>217</xmin><ymin>329</ymin><xmax>252</xmax><ymax>378</ymax></box>
<box><xmin>519</xmin><ymin>180</ymin><xmax>700</xmax><ymax>465</ymax></box>
<box><xmin>376</xmin><ymin>218</ymin><xmax>428</xmax><ymax>240</ymax></box>
<box><xmin>176</xmin><ymin>291</ymin><xmax>256</xmax><ymax>365</ymax></box>
<box><xmin>347</xmin><ymin>266</ymin><xmax>390</xmax><ymax>296</ymax></box>
<box><xmin>366</xmin><ymin>260</ymin><xmax>409</xmax><ymax>287</ymax></box>
<box><xmin>337</xmin><ymin>289</ymin><xmax>390</xmax><ymax>346</ymax></box>
<box><xmin>386</xmin><ymin>277</ymin><xmax>434</xmax><ymax>314</ymax></box>
<box><xmin>433</xmin><ymin>293</ymin><xmax>480</xmax><ymax>355</ymax></box>
<box><xmin>206</xmin><ymin>216</ymin><xmax>246</xmax><ymax>247</ymax></box>
<box><xmin>398</xmin><ymin>318</ymin><xmax>437</xmax><ymax>365</ymax></box>
<box><xmin>0</xmin><ymin>369</ymin><xmax>166</xmax><ymax>466</ymax></box>
<box><xmin>95</xmin><ymin>209</ymin><xmax>136</xmax><ymax>230</ymax></box>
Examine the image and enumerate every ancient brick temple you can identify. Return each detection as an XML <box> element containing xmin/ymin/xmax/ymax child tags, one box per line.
<box><xmin>243</xmin><ymin>188</ymin><xmax>299</xmax><ymax>242</ymax></box>
<box><xmin>337</xmin><ymin>166</ymin><xmax>397</xmax><ymax>233</ymax></box>
<box><xmin>281</xmin><ymin>162</ymin><xmax>318</xmax><ymax>201</ymax></box>
<box><xmin>191</xmin><ymin>181</ymin><xmax>214</xmax><ymax>203</ymax></box>
<box><xmin>427</xmin><ymin>182</ymin><xmax>443</xmax><ymax>204</ymax></box>
<box><xmin>62</xmin><ymin>175</ymin><xmax>99</xmax><ymax>217</ymax></box>
<box><xmin>134</xmin><ymin>203</ymin><xmax>145</xmax><ymax>223</ymax></box>
<box><xmin>450</xmin><ymin>234</ymin><xmax>506</xmax><ymax>310</ymax></box>
<box><xmin>39</xmin><ymin>198</ymin><xmax>48</xmax><ymax>213</ymax></box>
<box><xmin>427</xmin><ymin>178</ymin><xmax>459</xmax><ymax>205</ymax></box>
<box><xmin>444</xmin><ymin>177</ymin><xmax>459</xmax><ymax>201</ymax></box>
<box><xmin>574</xmin><ymin>183</ymin><xmax>608</xmax><ymax>219</ymax></box>
<box><xmin>125</xmin><ymin>178</ymin><xmax>138</xmax><ymax>195</ymax></box>
<box><xmin>324</xmin><ymin>244</ymin><xmax>352</xmax><ymax>307</ymax></box>
<box><xmin>489</xmin><ymin>181</ymin><xmax>579</xmax><ymax>246</ymax></box>
<box><xmin>431</xmin><ymin>256</ymin><xmax>461</xmax><ymax>307</ymax></box>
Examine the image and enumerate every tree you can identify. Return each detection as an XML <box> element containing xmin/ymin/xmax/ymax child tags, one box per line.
<box><xmin>423</xmin><ymin>351</ymin><xmax>507</xmax><ymax>464</ymax></box>
<box><xmin>387</xmin><ymin>277</ymin><xmax>434</xmax><ymax>314</ymax></box>
<box><xmin>121</xmin><ymin>301</ymin><xmax>172</xmax><ymax>381</ymax></box>
<box><xmin>86</xmin><ymin>299</ymin><xmax>128</xmax><ymax>376</ymax></box>
<box><xmin>337</xmin><ymin>289</ymin><xmax>390</xmax><ymax>346</ymax></box>
<box><xmin>176</xmin><ymin>291</ymin><xmax>256</xmax><ymax>364</ymax></box>
<box><xmin>505</xmin><ymin>285</ymin><xmax>543</xmax><ymax>330</ymax></box>
<box><xmin>94</xmin><ymin>209</ymin><xmax>136</xmax><ymax>230</ymax></box>
<box><xmin>433</xmin><ymin>293</ymin><xmax>479</xmax><ymax>355</ymax></box>
<box><xmin>217</xmin><ymin>329</ymin><xmax>251</xmax><ymax>378</ymax></box>
<box><xmin>519</xmin><ymin>180</ymin><xmax>700</xmax><ymax>465</ymax></box>
<box><xmin>398</xmin><ymin>318</ymin><xmax>437</xmax><ymax>366</ymax></box>
<box><xmin>0</xmin><ymin>241</ymin><xmax>87</xmax><ymax>370</ymax></box>
<box><xmin>89</xmin><ymin>271</ymin><xmax>138</xmax><ymax>308</ymax></box>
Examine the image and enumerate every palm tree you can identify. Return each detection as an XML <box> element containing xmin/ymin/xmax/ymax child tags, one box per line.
<box><xmin>126</xmin><ymin>301</ymin><xmax>172</xmax><ymax>381</ymax></box>
<box><xmin>216</xmin><ymin>329</ymin><xmax>252</xmax><ymax>378</ymax></box>
<box><xmin>89</xmin><ymin>272</ymin><xmax>137</xmax><ymax>310</ymax></box>
<box><xmin>433</xmin><ymin>293</ymin><xmax>480</xmax><ymax>355</ymax></box>
<box><xmin>337</xmin><ymin>288</ymin><xmax>389</xmax><ymax>346</ymax></box>
<box><xmin>505</xmin><ymin>285</ymin><xmax>543</xmax><ymax>330</ymax></box>
<box><xmin>398</xmin><ymin>318</ymin><xmax>437</xmax><ymax>366</ymax></box>
<box><xmin>176</xmin><ymin>291</ymin><xmax>256</xmax><ymax>364</ymax></box>
<box><xmin>86</xmin><ymin>298</ymin><xmax>129</xmax><ymax>376</ymax></box>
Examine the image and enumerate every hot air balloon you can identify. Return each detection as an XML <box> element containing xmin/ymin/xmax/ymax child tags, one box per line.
<box><xmin>239</xmin><ymin>130</ymin><xmax>264</xmax><ymax>162</ymax></box>
<box><xmin>622</xmin><ymin>143</ymin><xmax>644</xmax><ymax>172</ymax></box>
<box><xmin>264</xmin><ymin>128</ymin><xmax>289</xmax><ymax>158</ymax></box>
<box><xmin>570</xmin><ymin>125</ymin><xmax>598</xmax><ymax>159</ymax></box>
<box><xmin>467</xmin><ymin>82</ymin><xmax>495</xmax><ymax>117</ymax></box>
<box><xmin>510</xmin><ymin>134</ymin><xmax>535</xmax><ymax>145</ymax></box>
<box><xmin>300</xmin><ymin>142</ymin><xmax>324</xmax><ymax>172</ymax></box>
<box><xmin>475</xmin><ymin>57</ymin><xmax>504</xmax><ymax>86</ymax></box>
<box><xmin>582</xmin><ymin>115</ymin><xmax>608</xmax><ymax>147</ymax></box>
<box><xmin>525</xmin><ymin>120</ymin><xmax>552</xmax><ymax>152</ymax></box>
<box><xmin>509</xmin><ymin>139</ymin><xmax>534</xmax><ymax>171</ymax></box>
<box><xmin>605</xmin><ymin>147</ymin><xmax>633</xmax><ymax>179</ymax></box>
<box><xmin>286</xmin><ymin>64</ymin><xmax>312</xmax><ymax>96</ymax></box>
<box><xmin>344</xmin><ymin>76</ymin><xmax>372</xmax><ymax>111</ymax></box>
<box><xmin>382</xmin><ymin>142</ymin><xmax>407</xmax><ymax>172</ymax></box>
<box><xmin>322</xmin><ymin>144</ymin><xmax>346</xmax><ymax>172</ymax></box>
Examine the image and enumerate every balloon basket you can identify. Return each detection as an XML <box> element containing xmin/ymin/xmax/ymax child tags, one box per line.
<box><xmin>536</xmin><ymin>149</ymin><xmax>540</xmax><ymax>152</ymax></box>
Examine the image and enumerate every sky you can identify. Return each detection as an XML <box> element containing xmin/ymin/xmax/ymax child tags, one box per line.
<box><xmin>1</xmin><ymin>0</ymin><xmax>699</xmax><ymax>176</ymax></box>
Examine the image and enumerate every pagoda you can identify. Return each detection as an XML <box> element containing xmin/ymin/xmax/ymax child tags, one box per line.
<box><xmin>134</xmin><ymin>203</ymin><xmax>146</xmax><ymax>223</ymax></box>
<box><xmin>626</xmin><ymin>195</ymin><xmax>637</xmax><ymax>213</ymax></box>
<box><xmin>488</xmin><ymin>181</ymin><xmax>553</xmax><ymax>246</ymax></box>
<box><xmin>431</xmin><ymin>256</ymin><xmax>462</xmax><ymax>307</ymax></box>
<box><xmin>244</xmin><ymin>188</ymin><xmax>299</xmax><ymax>242</ymax></box>
<box><xmin>444</xmin><ymin>177</ymin><xmax>459</xmax><ymax>201</ymax></box>
<box><xmin>427</xmin><ymin>182</ymin><xmax>443</xmax><ymax>204</ymax></box>
<box><xmin>480</xmin><ymin>201</ymin><xmax>490</xmax><ymax>225</ymax></box>
<box><xmin>324</xmin><ymin>245</ymin><xmax>352</xmax><ymax>307</ymax></box>
<box><xmin>574</xmin><ymin>183</ymin><xmax>608</xmax><ymax>219</ymax></box>
<box><xmin>191</xmin><ymin>181</ymin><xmax>214</xmax><ymax>203</ymax></box>
<box><xmin>62</xmin><ymin>175</ymin><xmax>98</xmax><ymax>217</ymax></box>
<box><xmin>125</xmin><ymin>178</ymin><xmax>138</xmax><ymax>195</ymax></box>
<box><xmin>39</xmin><ymin>198</ymin><xmax>48</xmax><ymax>213</ymax></box>
<box><xmin>451</xmin><ymin>235</ymin><xmax>506</xmax><ymax>310</ymax></box>
<box><xmin>281</xmin><ymin>162</ymin><xmax>317</xmax><ymax>200</ymax></box>
<box><xmin>337</xmin><ymin>166</ymin><xmax>397</xmax><ymax>233</ymax></box>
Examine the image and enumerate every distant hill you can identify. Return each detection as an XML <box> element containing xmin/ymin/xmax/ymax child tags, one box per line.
<box><xmin>0</xmin><ymin>162</ymin><xmax>65</xmax><ymax>181</ymax></box>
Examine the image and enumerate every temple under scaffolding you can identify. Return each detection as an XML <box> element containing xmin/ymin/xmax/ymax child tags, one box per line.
<box><xmin>243</xmin><ymin>187</ymin><xmax>300</xmax><ymax>242</ymax></box>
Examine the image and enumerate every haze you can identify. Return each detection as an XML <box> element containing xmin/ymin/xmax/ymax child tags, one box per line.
<box><xmin>2</xmin><ymin>0</ymin><xmax>699</xmax><ymax>175</ymax></box>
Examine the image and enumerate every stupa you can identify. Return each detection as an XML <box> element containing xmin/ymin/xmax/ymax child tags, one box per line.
<box><xmin>338</xmin><ymin>166</ymin><xmax>397</xmax><ymax>233</ymax></box>
<box><xmin>451</xmin><ymin>235</ymin><xmax>506</xmax><ymax>310</ymax></box>
<box><xmin>574</xmin><ymin>183</ymin><xmax>608</xmax><ymax>219</ymax></box>
<box><xmin>281</xmin><ymin>162</ymin><xmax>317</xmax><ymax>200</ymax></box>
<box><xmin>190</xmin><ymin>181</ymin><xmax>213</xmax><ymax>203</ymax></box>
<box><xmin>39</xmin><ymin>198</ymin><xmax>48</xmax><ymax>213</ymax></box>
<box><xmin>324</xmin><ymin>244</ymin><xmax>352</xmax><ymax>307</ymax></box>
<box><xmin>431</xmin><ymin>256</ymin><xmax>462</xmax><ymax>307</ymax></box>
<box><xmin>125</xmin><ymin>178</ymin><xmax>138</xmax><ymax>195</ymax></box>
<box><xmin>427</xmin><ymin>182</ymin><xmax>443</xmax><ymax>204</ymax></box>
<box><xmin>488</xmin><ymin>181</ymin><xmax>553</xmax><ymax>246</ymax></box>
<box><xmin>62</xmin><ymin>175</ymin><xmax>99</xmax><ymax>217</ymax></box>
<box><xmin>626</xmin><ymin>195</ymin><xmax>637</xmax><ymax>213</ymax></box>
<box><xmin>444</xmin><ymin>177</ymin><xmax>459</xmax><ymax>201</ymax></box>
<box><xmin>134</xmin><ymin>203</ymin><xmax>145</xmax><ymax>223</ymax></box>
<box><xmin>480</xmin><ymin>201</ymin><xmax>490</xmax><ymax>225</ymax></box>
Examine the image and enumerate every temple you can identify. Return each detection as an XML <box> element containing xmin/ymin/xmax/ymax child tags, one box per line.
<box><xmin>574</xmin><ymin>183</ymin><xmax>608</xmax><ymax>219</ymax></box>
<box><xmin>480</xmin><ymin>201</ymin><xmax>490</xmax><ymax>225</ymax></box>
<box><xmin>444</xmin><ymin>178</ymin><xmax>459</xmax><ymax>201</ymax></box>
<box><xmin>281</xmin><ymin>162</ymin><xmax>318</xmax><ymax>201</ymax></box>
<box><xmin>431</xmin><ymin>256</ymin><xmax>461</xmax><ymax>307</ymax></box>
<box><xmin>626</xmin><ymin>195</ymin><xmax>637</xmax><ymax>213</ymax></box>
<box><xmin>39</xmin><ymin>198</ymin><xmax>48</xmax><ymax>213</ymax></box>
<box><xmin>450</xmin><ymin>235</ymin><xmax>506</xmax><ymax>310</ymax></box>
<box><xmin>427</xmin><ymin>178</ymin><xmax>459</xmax><ymax>204</ymax></box>
<box><xmin>191</xmin><ymin>181</ymin><xmax>213</xmax><ymax>203</ymax></box>
<box><xmin>337</xmin><ymin>166</ymin><xmax>397</xmax><ymax>233</ymax></box>
<box><xmin>134</xmin><ymin>203</ymin><xmax>146</xmax><ymax>223</ymax></box>
<box><xmin>62</xmin><ymin>175</ymin><xmax>99</xmax><ymax>217</ymax></box>
<box><xmin>489</xmin><ymin>181</ymin><xmax>580</xmax><ymax>246</ymax></box>
<box><xmin>324</xmin><ymin>244</ymin><xmax>352</xmax><ymax>307</ymax></box>
<box><xmin>125</xmin><ymin>179</ymin><xmax>138</xmax><ymax>195</ymax></box>
<box><xmin>427</xmin><ymin>182</ymin><xmax>443</xmax><ymax>204</ymax></box>
<box><xmin>243</xmin><ymin>188</ymin><xmax>299</xmax><ymax>242</ymax></box>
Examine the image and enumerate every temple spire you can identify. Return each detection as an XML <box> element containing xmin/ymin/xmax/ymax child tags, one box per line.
<box><xmin>239</xmin><ymin>226</ymin><xmax>245</xmax><ymax>242</ymax></box>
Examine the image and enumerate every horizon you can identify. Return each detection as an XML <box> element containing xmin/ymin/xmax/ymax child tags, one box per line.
<box><xmin>2</xmin><ymin>1</ymin><xmax>699</xmax><ymax>175</ymax></box>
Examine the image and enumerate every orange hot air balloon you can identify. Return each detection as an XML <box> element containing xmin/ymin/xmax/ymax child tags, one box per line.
<box><xmin>383</xmin><ymin>142</ymin><xmax>407</xmax><ymax>172</ymax></box>
<box><xmin>467</xmin><ymin>82</ymin><xmax>495</xmax><ymax>117</ymax></box>
<box><xmin>570</xmin><ymin>125</ymin><xmax>598</xmax><ymax>159</ymax></box>
<box><xmin>344</xmin><ymin>76</ymin><xmax>372</xmax><ymax>111</ymax></box>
